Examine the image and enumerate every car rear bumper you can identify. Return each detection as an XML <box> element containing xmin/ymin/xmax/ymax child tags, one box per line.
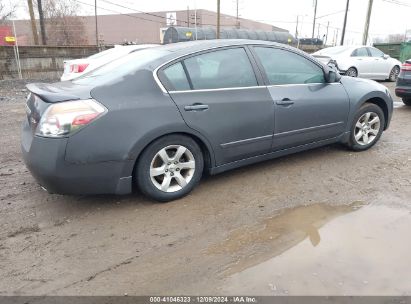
<box><xmin>21</xmin><ymin>119</ymin><xmax>133</xmax><ymax>195</ymax></box>
<box><xmin>395</xmin><ymin>86</ymin><xmax>411</xmax><ymax>98</ymax></box>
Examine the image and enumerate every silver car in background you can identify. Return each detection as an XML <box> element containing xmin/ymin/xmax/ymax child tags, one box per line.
<box><xmin>61</xmin><ymin>44</ymin><xmax>158</xmax><ymax>81</ymax></box>
<box><xmin>313</xmin><ymin>46</ymin><xmax>402</xmax><ymax>81</ymax></box>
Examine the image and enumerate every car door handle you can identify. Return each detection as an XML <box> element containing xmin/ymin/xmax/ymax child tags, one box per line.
<box><xmin>276</xmin><ymin>98</ymin><xmax>294</xmax><ymax>106</ymax></box>
<box><xmin>184</xmin><ymin>104</ymin><xmax>209</xmax><ymax>111</ymax></box>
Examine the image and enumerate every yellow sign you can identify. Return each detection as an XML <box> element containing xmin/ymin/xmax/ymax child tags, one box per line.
<box><xmin>185</xmin><ymin>31</ymin><xmax>193</xmax><ymax>38</ymax></box>
<box><xmin>288</xmin><ymin>38</ymin><xmax>292</xmax><ymax>43</ymax></box>
<box><xmin>4</xmin><ymin>36</ymin><xmax>16</xmax><ymax>43</ymax></box>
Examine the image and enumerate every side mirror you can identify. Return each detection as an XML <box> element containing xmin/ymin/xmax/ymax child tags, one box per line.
<box><xmin>383</xmin><ymin>54</ymin><xmax>390</xmax><ymax>59</ymax></box>
<box><xmin>324</xmin><ymin>68</ymin><xmax>341</xmax><ymax>83</ymax></box>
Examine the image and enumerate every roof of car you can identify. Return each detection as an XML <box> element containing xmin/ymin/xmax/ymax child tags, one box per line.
<box><xmin>154</xmin><ymin>39</ymin><xmax>288</xmax><ymax>54</ymax></box>
<box><xmin>150</xmin><ymin>39</ymin><xmax>302</xmax><ymax>56</ymax></box>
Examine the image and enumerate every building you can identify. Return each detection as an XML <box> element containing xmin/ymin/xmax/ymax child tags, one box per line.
<box><xmin>13</xmin><ymin>9</ymin><xmax>288</xmax><ymax>46</ymax></box>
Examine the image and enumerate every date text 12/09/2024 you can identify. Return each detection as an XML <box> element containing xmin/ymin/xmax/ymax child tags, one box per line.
<box><xmin>149</xmin><ymin>296</ymin><xmax>257</xmax><ymax>303</ymax></box>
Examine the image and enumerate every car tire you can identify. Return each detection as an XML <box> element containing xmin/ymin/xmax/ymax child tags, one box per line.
<box><xmin>346</xmin><ymin>67</ymin><xmax>358</xmax><ymax>77</ymax></box>
<box><xmin>403</xmin><ymin>98</ymin><xmax>411</xmax><ymax>106</ymax></box>
<box><xmin>347</xmin><ymin>103</ymin><xmax>385</xmax><ymax>152</ymax></box>
<box><xmin>136</xmin><ymin>134</ymin><xmax>204</xmax><ymax>202</ymax></box>
<box><xmin>389</xmin><ymin>66</ymin><xmax>400</xmax><ymax>82</ymax></box>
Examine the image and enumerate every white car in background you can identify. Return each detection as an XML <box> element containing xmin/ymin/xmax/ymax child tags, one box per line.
<box><xmin>313</xmin><ymin>46</ymin><xmax>402</xmax><ymax>81</ymax></box>
<box><xmin>61</xmin><ymin>44</ymin><xmax>158</xmax><ymax>81</ymax></box>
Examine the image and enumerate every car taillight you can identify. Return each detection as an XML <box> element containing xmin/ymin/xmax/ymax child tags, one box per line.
<box><xmin>36</xmin><ymin>99</ymin><xmax>106</xmax><ymax>138</ymax></box>
<box><xmin>70</xmin><ymin>63</ymin><xmax>89</xmax><ymax>73</ymax></box>
<box><xmin>401</xmin><ymin>63</ymin><xmax>411</xmax><ymax>71</ymax></box>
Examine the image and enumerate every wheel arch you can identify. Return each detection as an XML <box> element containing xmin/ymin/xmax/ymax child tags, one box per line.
<box><xmin>346</xmin><ymin>66</ymin><xmax>358</xmax><ymax>76</ymax></box>
<box><xmin>129</xmin><ymin>129</ymin><xmax>215</xmax><ymax>181</ymax></box>
<box><xmin>389</xmin><ymin>64</ymin><xmax>401</xmax><ymax>80</ymax></box>
<box><xmin>361</xmin><ymin>97</ymin><xmax>389</xmax><ymax>129</ymax></box>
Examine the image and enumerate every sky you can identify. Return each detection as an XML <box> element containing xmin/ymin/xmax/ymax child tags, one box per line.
<box><xmin>9</xmin><ymin>0</ymin><xmax>411</xmax><ymax>45</ymax></box>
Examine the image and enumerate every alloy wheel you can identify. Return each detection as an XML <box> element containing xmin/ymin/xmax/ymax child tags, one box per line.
<box><xmin>354</xmin><ymin>112</ymin><xmax>381</xmax><ymax>146</ymax></box>
<box><xmin>150</xmin><ymin>145</ymin><xmax>196</xmax><ymax>193</ymax></box>
<box><xmin>390</xmin><ymin>66</ymin><xmax>400</xmax><ymax>81</ymax></box>
<box><xmin>346</xmin><ymin>68</ymin><xmax>357</xmax><ymax>77</ymax></box>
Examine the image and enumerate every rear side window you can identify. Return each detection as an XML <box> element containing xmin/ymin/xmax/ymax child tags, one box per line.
<box><xmin>183</xmin><ymin>48</ymin><xmax>258</xmax><ymax>90</ymax></box>
<box><xmin>254</xmin><ymin>47</ymin><xmax>325</xmax><ymax>85</ymax></box>
<box><xmin>162</xmin><ymin>62</ymin><xmax>191</xmax><ymax>91</ymax></box>
<box><xmin>368</xmin><ymin>47</ymin><xmax>384</xmax><ymax>57</ymax></box>
<box><xmin>352</xmin><ymin>48</ymin><xmax>369</xmax><ymax>57</ymax></box>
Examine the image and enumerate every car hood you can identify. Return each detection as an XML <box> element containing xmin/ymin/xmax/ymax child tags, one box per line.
<box><xmin>340</xmin><ymin>75</ymin><xmax>389</xmax><ymax>94</ymax></box>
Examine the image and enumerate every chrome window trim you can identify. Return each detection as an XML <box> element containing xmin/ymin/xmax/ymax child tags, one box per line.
<box><xmin>168</xmin><ymin>85</ymin><xmax>264</xmax><ymax>94</ymax></box>
<box><xmin>152</xmin><ymin>44</ymin><xmax>341</xmax><ymax>94</ymax></box>
<box><xmin>266</xmin><ymin>82</ymin><xmax>341</xmax><ymax>88</ymax></box>
<box><xmin>167</xmin><ymin>82</ymin><xmax>341</xmax><ymax>94</ymax></box>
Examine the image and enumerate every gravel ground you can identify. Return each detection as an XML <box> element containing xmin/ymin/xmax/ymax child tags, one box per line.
<box><xmin>0</xmin><ymin>79</ymin><xmax>410</xmax><ymax>296</ymax></box>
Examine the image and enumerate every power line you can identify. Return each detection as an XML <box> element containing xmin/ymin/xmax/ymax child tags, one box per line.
<box><xmin>99</xmin><ymin>0</ymin><xmax>190</xmax><ymax>25</ymax></box>
<box><xmin>76</xmin><ymin>0</ymin><xmax>228</xmax><ymax>27</ymax></box>
<box><xmin>316</xmin><ymin>9</ymin><xmax>347</xmax><ymax>19</ymax></box>
<box><xmin>74</xmin><ymin>0</ymin><xmax>175</xmax><ymax>25</ymax></box>
<box><xmin>382</xmin><ymin>0</ymin><xmax>411</xmax><ymax>7</ymax></box>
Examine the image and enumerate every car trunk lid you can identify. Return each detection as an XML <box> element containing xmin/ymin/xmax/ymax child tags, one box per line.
<box><xmin>312</xmin><ymin>55</ymin><xmax>332</xmax><ymax>65</ymax></box>
<box><xmin>398</xmin><ymin>60</ymin><xmax>411</xmax><ymax>85</ymax></box>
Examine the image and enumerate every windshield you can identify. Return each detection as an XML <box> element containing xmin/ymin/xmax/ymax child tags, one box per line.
<box><xmin>315</xmin><ymin>46</ymin><xmax>351</xmax><ymax>56</ymax></box>
<box><xmin>72</xmin><ymin>49</ymin><xmax>169</xmax><ymax>86</ymax></box>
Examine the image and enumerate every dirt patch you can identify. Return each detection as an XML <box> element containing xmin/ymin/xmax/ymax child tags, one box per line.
<box><xmin>0</xmin><ymin>80</ymin><xmax>410</xmax><ymax>295</ymax></box>
<box><xmin>7</xmin><ymin>225</ymin><xmax>41</xmax><ymax>238</ymax></box>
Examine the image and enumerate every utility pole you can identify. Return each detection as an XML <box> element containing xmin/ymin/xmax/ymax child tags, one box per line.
<box><xmin>325</xmin><ymin>21</ymin><xmax>329</xmax><ymax>45</ymax></box>
<box><xmin>334</xmin><ymin>29</ymin><xmax>339</xmax><ymax>46</ymax></box>
<box><xmin>12</xmin><ymin>20</ymin><xmax>22</xmax><ymax>79</ymax></box>
<box><xmin>217</xmin><ymin>0</ymin><xmax>221</xmax><ymax>39</ymax></box>
<box><xmin>94</xmin><ymin>0</ymin><xmax>99</xmax><ymax>47</ymax></box>
<box><xmin>340</xmin><ymin>0</ymin><xmax>350</xmax><ymax>45</ymax></box>
<box><xmin>27</xmin><ymin>0</ymin><xmax>39</xmax><ymax>45</ymax></box>
<box><xmin>317</xmin><ymin>23</ymin><xmax>320</xmax><ymax>39</ymax></box>
<box><xmin>194</xmin><ymin>6</ymin><xmax>197</xmax><ymax>39</ymax></box>
<box><xmin>187</xmin><ymin>6</ymin><xmax>190</xmax><ymax>27</ymax></box>
<box><xmin>235</xmin><ymin>0</ymin><xmax>240</xmax><ymax>28</ymax></box>
<box><xmin>295</xmin><ymin>15</ymin><xmax>299</xmax><ymax>39</ymax></box>
<box><xmin>362</xmin><ymin>0</ymin><xmax>373</xmax><ymax>45</ymax></box>
<box><xmin>37</xmin><ymin>0</ymin><xmax>47</xmax><ymax>45</ymax></box>
<box><xmin>312</xmin><ymin>0</ymin><xmax>318</xmax><ymax>38</ymax></box>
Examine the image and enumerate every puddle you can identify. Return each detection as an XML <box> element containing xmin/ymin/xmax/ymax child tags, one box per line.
<box><xmin>207</xmin><ymin>201</ymin><xmax>366</xmax><ymax>275</ymax></box>
<box><xmin>209</xmin><ymin>203</ymin><xmax>411</xmax><ymax>295</ymax></box>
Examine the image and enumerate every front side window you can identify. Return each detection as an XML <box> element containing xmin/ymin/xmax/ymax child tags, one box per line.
<box><xmin>183</xmin><ymin>48</ymin><xmax>258</xmax><ymax>90</ymax></box>
<box><xmin>162</xmin><ymin>62</ymin><xmax>191</xmax><ymax>91</ymax></box>
<box><xmin>254</xmin><ymin>47</ymin><xmax>325</xmax><ymax>85</ymax></box>
<box><xmin>352</xmin><ymin>48</ymin><xmax>369</xmax><ymax>57</ymax></box>
<box><xmin>368</xmin><ymin>47</ymin><xmax>384</xmax><ymax>58</ymax></box>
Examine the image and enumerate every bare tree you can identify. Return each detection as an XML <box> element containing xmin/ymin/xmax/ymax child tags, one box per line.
<box><xmin>0</xmin><ymin>2</ymin><xmax>16</xmax><ymax>24</ymax></box>
<box><xmin>33</xmin><ymin>0</ymin><xmax>88</xmax><ymax>45</ymax></box>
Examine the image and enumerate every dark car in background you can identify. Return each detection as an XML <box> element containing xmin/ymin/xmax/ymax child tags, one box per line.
<box><xmin>395</xmin><ymin>60</ymin><xmax>411</xmax><ymax>106</ymax></box>
<box><xmin>22</xmin><ymin>40</ymin><xmax>393</xmax><ymax>202</ymax></box>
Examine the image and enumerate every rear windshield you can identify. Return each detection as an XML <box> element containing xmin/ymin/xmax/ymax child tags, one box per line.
<box><xmin>72</xmin><ymin>49</ymin><xmax>168</xmax><ymax>86</ymax></box>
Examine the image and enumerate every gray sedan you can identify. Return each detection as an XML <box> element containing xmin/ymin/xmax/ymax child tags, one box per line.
<box><xmin>22</xmin><ymin>40</ymin><xmax>393</xmax><ymax>202</ymax></box>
